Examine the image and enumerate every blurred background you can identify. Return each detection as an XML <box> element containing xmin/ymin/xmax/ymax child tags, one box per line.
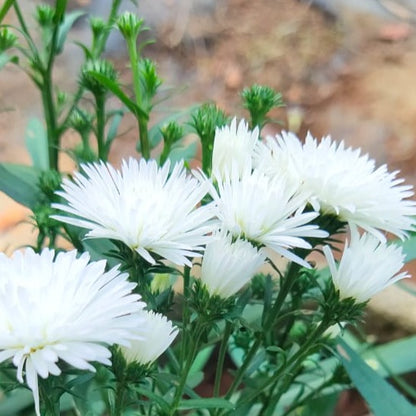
<box><xmin>1</xmin><ymin>1</ymin><xmax>416</xmax><ymax>413</ymax></box>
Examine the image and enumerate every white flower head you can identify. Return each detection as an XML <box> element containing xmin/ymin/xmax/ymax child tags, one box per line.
<box><xmin>212</xmin><ymin>117</ymin><xmax>259</xmax><ymax>179</ymax></box>
<box><xmin>0</xmin><ymin>248</ymin><xmax>146</xmax><ymax>416</ymax></box>
<box><xmin>201</xmin><ymin>233</ymin><xmax>267</xmax><ymax>298</ymax></box>
<box><xmin>53</xmin><ymin>158</ymin><xmax>216</xmax><ymax>267</ymax></box>
<box><xmin>210</xmin><ymin>168</ymin><xmax>328</xmax><ymax>268</ymax></box>
<box><xmin>323</xmin><ymin>227</ymin><xmax>409</xmax><ymax>303</ymax></box>
<box><xmin>257</xmin><ymin>131</ymin><xmax>416</xmax><ymax>241</ymax></box>
<box><xmin>121</xmin><ymin>310</ymin><xmax>178</xmax><ymax>365</ymax></box>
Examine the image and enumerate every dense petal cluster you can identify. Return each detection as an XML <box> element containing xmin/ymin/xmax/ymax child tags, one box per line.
<box><xmin>201</xmin><ymin>233</ymin><xmax>266</xmax><ymax>297</ymax></box>
<box><xmin>53</xmin><ymin>158</ymin><xmax>216</xmax><ymax>266</ymax></box>
<box><xmin>121</xmin><ymin>310</ymin><xmax>178</xmax><ymax>365</ymax></box>
<box><xmin>212</xmin><ymin>117</ymin><xmax>259</xmax><ymax>178</ymax></box>
<box><xmin>0</xmin><ymin>248</ymin><xmax>146</xmax><ymax>416</ymax></box>
<box><xmin>209</xmin><ymin>168</ymin><xmax>328</xmax><ymax>268</ymax></box>
<box><xmin>256</xmin><ymin>132</ymin><xmax>416</xmax><ymax>241</ymax></box>
<box><xmin>323</xmin><ymin>228</ymin><xmax>409</xmax><ymax>303</ymax></box>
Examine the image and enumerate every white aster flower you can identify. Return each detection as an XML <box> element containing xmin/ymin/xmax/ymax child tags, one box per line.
<box><xmin>323</xmin><ymin>227</ymin><xmax>409</xmax><ymax>303</ymax></box>
<box><xmin>256</xmin><ymin>131</ymin><xmax>416</xmax><ymax>241</ymax></box>
<box><xmin>201</xmin><ymin>233</ymin><xmax>267</xmax><ymax>298</ymax></box>
<box><xmin>0</xmin><ymin>248</ymin><xmax>146</xmax><ymax>416</ymax></box>
<box><xmin>210</xmin><ymin>168</ymin><xmax>328</xmax><ymax>268</ymax></box>
<box><xmin>121</xmin><ymin>310</ymin><xmax>178</xmax><ymax>365</ymax></box>
<box><xmin>212</xmin><ymin>117</ymin><xmax>259</xmax><ymax>179</ymax></box>
<box><xmin>53</xmin><ymin>158</ymin><xmax>216</xmax><ymax>267</ymax></box>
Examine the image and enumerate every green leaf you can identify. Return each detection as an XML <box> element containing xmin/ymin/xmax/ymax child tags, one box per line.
<box><xmin>56</xmin><ymin>10</ymin><xmax>85</xmax><ymax>54</ymax></box>
<box><xmin>338</xmin><ymin>338</ymin><xmax>416</xmax><ymax>416</ymax></box>
<box><xmin>168</xmin><ymin>141</ymin><xmax>197</xmax><ymax>165</ymax></box>
<box><xmin>105</xmin><ymin>110</ymin><xmax>124</xmax><ymax>152</ymax></box>
<box><xmin>190</xmin><ymin>345</ymin><xmax>215</xmax><ymax>374</ymax></box>
<box><xmin>25</xmin><ymin>117</ymin><xmax>49</xmax><ymax>170</ymax></box>
<box><xmin>360</xmin><ymin>335</ymin><xmax>416</xmax><ymax>377</ymax></box>
<box><xmin>0</xmin><ymin>163</ymin><xmax>41</xmax><ymax>208</ymax></box>
<box><xmin>0</xmin><ymin>0</ymin><xmax>14</xmax><ymax>24</ymax></box>
<box><xmin>135</xmin><ymin>387</ymin><xmax>170</xmax><ymax>413</ymax></box>
<box><xmin>0</xmin><ymin>389</ymin><xmax>34</xmax><ymax>415</ymax></box>
<box><xmin>178</xmin><ymin>398</ymin><xmax>235</xmax><ymax>410</ymax></box>
<box><xmin>88</xmin><ymin>72</ymin><xmax>148</xmax><ymax>120</ymax></box>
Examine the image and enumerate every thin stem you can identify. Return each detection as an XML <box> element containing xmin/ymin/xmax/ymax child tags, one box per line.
<box><xmin>113</xmin><ymin>378</ymin><xmax>127</xmax><ymax>416</ymax></box>
<box><xmin>95</xmin><ymin>93</ymin><xmax>107</xmax><ymax>160</ymax></box>
<box><xmin>170</xmin><ymin>326</ymin><xmax>203</xmax><ymax>415</ymax></box>
<box><xmin>236</xmin><ymin>320</ymin><xmax>328</xmax><ymax>412</ymax></box>
<box><xmin>13</xmin><ymin>2</ymin><xmax>30</xmax><ymax>36</ymax></box>
<box><xmin>223</xmin><ymin>335</ymin><xmax>262</xmax><ymax>401</ymax></box>
<box><xmin>94</xmin><ymin>0</ymin><xmax>123</xmax><ymax>56</ymax></box>
<box><xmin>41</xmin><ymin>71</ymin><xmax>59</xmax><ymax>170</ymax></box>
<box><xmin>126</xmin><ymin>36</ymin><xmax>150</xmax><ymax>159</ymax></box>
<box><xmin>39</xmin><ymin>379</ymin><xmax>60</xmax><ymax>416</ymax></box>
<box><xmin>262</xmin><ymin>262</ymin><xmax>301</xmax><ymax>331</ymax></box>
<box><xmin>213</xmin><ymin>321</ymin><xmax>232</xmax><ymax>397</ymax></box>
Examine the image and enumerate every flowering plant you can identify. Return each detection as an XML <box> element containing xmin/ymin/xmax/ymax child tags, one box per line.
<box><xmin>0</xmin><ymin>1</ymin><xmax>416</xmax><ymax>415</ymax></box>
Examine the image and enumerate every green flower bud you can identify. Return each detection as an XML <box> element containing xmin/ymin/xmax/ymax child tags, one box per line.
<box><xmin>161</xmin><ymin>121</ymin><xmax>183</xmax><ymax>147</ymax></box>
<box><xmin>79</xmin><ymin>59</ymin><xmax>117</xmax><ymax>96</ymax></box>
<box><xmin>90</xmin><ymin>17</ymin><xmax>107</xmax><ymax>39</ymax></box>
<box><xmin>38</xmin><ymin>170</ymin><xmax>62</xmax><ymax>202</ymax></box>
<box><xmin>141</xmin><ymin>58</ymin><xmax>162</xmax><ymax>98</ymax></box>
<box><xmin>68</xmin><ymin>108</ymin><xmax>94</xmax><ymax>134</ymax></box>
<box><xmin>35</xmin><ymin>4</ymin><xmax>55</xmax><ymax>27</ymax></box>
<box><xmin>241</xmin><ymin>84</ymin><xmax>284</xmax><ymax>129</ymax></box>
<box><xmin>190</xmin><ymin>103</ymin><xmax>228</xmax><ymax>145</ymax></box>
<box><xmin>0</xmin><ymin>28</ymin><xmax>17</xmax><ymax>53</ymax></box>
<box><xmin>117</xmin><ymin>11</ymin><xmax>144</xmax><ymax>40</ymax></box>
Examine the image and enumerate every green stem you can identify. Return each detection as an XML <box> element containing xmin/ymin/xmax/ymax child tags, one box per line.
<box><xmin>213</xmin><ymin>321</ymin><xmax>232</xmax><ymax>398</ymax></box>
<box><xmin>95</xmin><ymin>93</ymin><xmax>107</xmax><ymax>160</ymax></box>
<box><xmin>223</xmin><ymin>335</ymin><xmax>262</xmax><ymax>401</ymax></box>
<box><xmin>237</xmin><ymin>320</ymin><xmax>328</xmax><ymax>413</ymax></box>
<box><xmin>113</xmin><ymin>378</ymin><xmax>127</xmax><ymax>416</ymax></box>
<box><xmin>262</xmin><ymin>262</ymin><xmax>301</xmax><ymax>331</ymax></box>
<box><xmin>94</xmin><ymin>0</ymin><xmax>123</xmax><ymax>56</ymax></box>
<box><xmin>170</xmin><ymin>327</ymin><xmax>203</xmax><ymax>415</ymax></box>
<box><xmin>126</xmin><ymin>37</ymin><xmax>150</xmax><ymax>159</ymax></box>
<box><xmin>39</xmin><ymin>379</ymin><xmax>60</xmax><ymax>416</ymax></box>
<box><xmin>41</xmin><ymin>69</ymin><xmax>59</xmax><ymax>170</ymax></box>
<box><xmin>221</xmin><ymin>262</ymin><xmax>301</xmax><ymax>410</ymax></box>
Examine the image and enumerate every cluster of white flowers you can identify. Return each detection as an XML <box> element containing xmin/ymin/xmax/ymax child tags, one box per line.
<box><xmin>0</xmin><ymin>116</ymin><xmax>415</xmax><ymax>415</ymax></box>
<box><xmin>0</xmin><ymin>249</ymin><xmax>177</xmax><ymax>416</ymax></box>
<box><xmin>202</xmin><ymin>118</ymin><xmax>415</xmax><ymax>300</ymax></box>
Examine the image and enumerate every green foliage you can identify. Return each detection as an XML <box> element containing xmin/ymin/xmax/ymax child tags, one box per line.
<box><xmin>338</xmin><ymin>338</ymin><xmax>416</xmax><ymax>416</ymax></box>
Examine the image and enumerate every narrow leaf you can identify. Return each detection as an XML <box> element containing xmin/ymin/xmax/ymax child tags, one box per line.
<box><xmin>0</xmin><ymin>163</ymin><xmax>41</xmax><ymax>209</ymax></box>
<box><xmin>56</xmin><ymin>10</ymin><xmax>85</xmax><ymax>54</ymax></box>
<box><xmin>338</xmin><ymin>338</ymin><xmax>416</xmax><ymax>416</ymax></box>
<box><xmin>178</xmin><ymin>398</ymin><xmax>235</xmax><ymax>410</ymax></box>
<box><xmin>25</xmin><ymin>117</ymin><xmax>49</xmax><ymax>170</ymax></box>
<box><xmin>0</xmin><ymin>0</ymin><xmax>15</xmax><ymax>24</ymax></box>
<box><xmin>88</xmin><ymin>72</ymin><xmax>148</xmax><ymax>120</ymax></box>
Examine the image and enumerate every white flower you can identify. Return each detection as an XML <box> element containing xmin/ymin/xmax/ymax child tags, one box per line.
<box><xmin>121</xmin><ymin>310</ymin><xmax>178</xmax><ymax>365</ymax></box>
<box><xmin>323</xmin><ymin>227</ymin><xmax>409</xmax><ymax>303</ymax></box>
<box><xmin>53</xmin><ymin>158</ymin><xmax>216</xmax><ymax>267</ymax></box>
<box><xmin>201</xmin><ymin>233</ymin><xmax>266</xmax><ymax>298</ymax></box>
<box><xmin>210</xmin><ymin>168</ymin><xmax>328</xmax><ymax>268</ymax></box>
<box><xmin>212</xmin><ymin>118</ymin><xmax>259</xmax><ymax>178</ymax></box>
<box><xmin>0</xmin><ymin>248</ymin><xmax>146</xmax><ymax>416</ymax></box>
<box><xmin>256</xmin><ymin>131</ymin><xmax>416</xmax><ymax>241</ymax></box>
